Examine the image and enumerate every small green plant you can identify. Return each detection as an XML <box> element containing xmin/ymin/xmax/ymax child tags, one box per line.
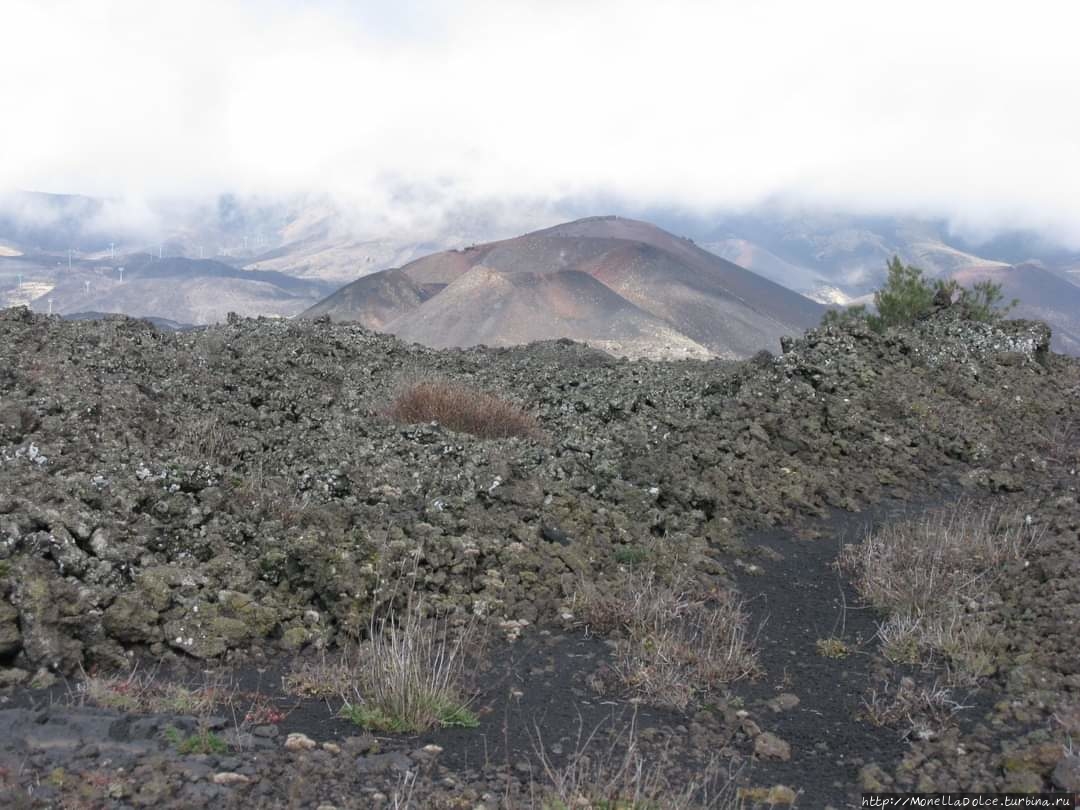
<box><xmin>438</xmin><ymin>702</ymin><xmax>481</xmax><ymax>728</ymax></box>
<box><xmin>340</xmin><ymin>698</ymin><xmax>478</xmax><ymax>732</ymax></box>
<box><xmin>815</xmin><ymin>637</ymin><xmax>851</xmax><ymax>659</ymax></box>
<box><xmin>164</xmin><ymin>725</ymin><xmax>227</xmax><ymax>755</ymax></box>
<box><xmin>0</xmin><ymin>560</ymin><xmax>11</xmax><ymax>578</ymax></box>
<box><xmin>614</xmin><ymin>546</ymin><xmax>650</xmax><ymax>566</ymax></box>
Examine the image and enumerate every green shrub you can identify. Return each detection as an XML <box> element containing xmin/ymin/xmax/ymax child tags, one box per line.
<box><xmin>959</xmin><ymin>280</ymin><xmax>1017</xmax><ymax>322</ymax></box>
<box><xmin>819</xmin><ymin>256</ymin><xmax>1018</xmax><ymax>332</ymax></box>
<box><xmin>871</xmin><ymin>256</ymin><xmax>936</xmax><ymax>331</ymax></box>
<box><xmin>820</xmin><ymin>304</ymin><xmax>870</xmax><ymax>328</ymax></box>
<box><xmin>164</xmin><ymin>725</ymin><xmax>227</xmax><ymax>755</ymax></box>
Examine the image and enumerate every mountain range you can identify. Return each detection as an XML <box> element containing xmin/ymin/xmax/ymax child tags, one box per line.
<box><xmin>4</xmin><ymin>191</ymin><xmax>1080</xmax><ymax>355</ymax></box>
<box><xmin>16</xmin><ymin>254</ymin><xmax>332</xmax><ymax>325</ymax></box>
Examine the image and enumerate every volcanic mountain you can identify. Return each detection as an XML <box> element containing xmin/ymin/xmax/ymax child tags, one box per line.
<box><xmin>302</xmin><ymin>216</ymin><xmax>826</xmax><ymax>359</ymax></box>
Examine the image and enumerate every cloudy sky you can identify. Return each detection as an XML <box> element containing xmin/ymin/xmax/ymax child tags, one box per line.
<box><xmin>3</xmin><ymin>0</ymin><xmax>1079</xmax><ymax>242</ymax></box>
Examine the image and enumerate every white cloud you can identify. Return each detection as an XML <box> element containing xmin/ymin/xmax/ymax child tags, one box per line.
<box><xmin>2</xmin><ymin>0</ymin><xmax>1079</xmax><ymax>243</ymax></box>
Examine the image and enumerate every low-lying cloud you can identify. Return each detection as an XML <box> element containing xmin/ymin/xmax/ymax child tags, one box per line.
<box><xmin>2</xmin><ymin>0</ymin><xmax>1079</xmax><ymax>245</ymax></box>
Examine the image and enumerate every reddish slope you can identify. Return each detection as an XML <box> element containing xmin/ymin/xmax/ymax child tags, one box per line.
<box><xmin>387</xmin><ymin>266</ymin><xmax>711</xmax><ymax>359</ymax></box>
<box><xmin>300</xmin><ymin>268</ymin><xmax>429</xmax><ymax>330</ymax></box>
<box><xmin>302</xmin><ymin>216</ymin><xmax>825</xmax><ymax>359</ymax></box>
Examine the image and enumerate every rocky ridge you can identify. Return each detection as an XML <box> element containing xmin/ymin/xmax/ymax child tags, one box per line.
<box><xmin>1</xmin><ymin>304</ymin><xmax>1079</xmax><ymax>807</ymax></box>
<box><xmin>0</xmin><ymin>305</ymin><xmax>1061</xmax><ymax>674</ymax></box>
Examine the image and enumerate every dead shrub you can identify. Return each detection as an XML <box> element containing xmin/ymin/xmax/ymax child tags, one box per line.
<box><xmin>579</xmin><ymin>570</ymin><xmax>757</xmax><ymax>711</ymax></box>
<box><xmin>385</xmin><ymin>378</ymin><xmax>540</xmax><ymax>440</ymax></box>
<box><xmin>533</xmin><ymin>716</ymin><xmax>741</xmax><ymax>810</ymax></box>
<box><xmin>282</xmin><ymin>650</ymin><xmax>355</xmax><ymax>698</ymax></box>
<box><xmin>73</xmin><ymin>666</ymin><xmax>232</xmax><ymax>717</ymax></box>
<box><xmin>860</xmin><ymin>676</ymin><xmax>970</xmax><ymax>740</ymax></box>
<box><xmin>839</xmin><ymin>503</ymin><xmax>1041</xmax><ymax>678</ymax></box>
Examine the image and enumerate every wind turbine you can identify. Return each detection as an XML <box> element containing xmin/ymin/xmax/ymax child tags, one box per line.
<box><xmin>117</xmin><ymin>267</ymin><xmax>125</xmax><ymax>282</ymax></box>
<box><xmin>159</xmin><ymin>244</ymin><xmax>163</xmax><ymax>260</ymax></box>
<box><xmin>109</xmin><ymin>241</ymin><xmax>115</xmax><ymax>259</ymax></box>
<box><xmin>68</xmin><ymin>248</ymin><xmax>74</xmax><ymax>271</ymax></box>
<box><xmin>47</xmin><ymin>298</ymin><xmax>54</xmax><ymax>315</ymax></box>
<box><xmin>84</xmin><ymin>281</ymin><xmax>91</xmax><ymax>294</ymax></box>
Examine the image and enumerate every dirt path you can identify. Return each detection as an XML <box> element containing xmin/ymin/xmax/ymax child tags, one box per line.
<box><xmin>729</xmin><ymin>496</ymin><xmax>994</xmax><ymax>807</ymax></box>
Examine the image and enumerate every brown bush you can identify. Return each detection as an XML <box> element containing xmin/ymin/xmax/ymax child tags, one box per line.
<box><xmin>838</xmin><ymin>503</ymin><xmax>1042</xmax><ymax>680</ymax></box>
<box><xmin>386</xmin><ymin>379</ymin><xmax>540</xmax><ymax>440</ymax></box>
<box><xmin>579</xmin><ymin>570</ymin><xmax>758</xmax><ymax>710</ymax></box>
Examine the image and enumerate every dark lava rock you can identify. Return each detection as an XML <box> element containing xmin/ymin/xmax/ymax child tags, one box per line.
<box><xmin>0</xmin><ymin>307</ymin><xmax>1074</xmax><ymax>678</ymax></box>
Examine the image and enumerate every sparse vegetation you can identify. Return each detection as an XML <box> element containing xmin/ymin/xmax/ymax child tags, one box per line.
<box><xmin>385</xmin><ymin>378</ymin><xmax>540</xmax><ymax>439</ymax></box>
<box><xmin>580</xmin><ymin>570</ymin><xmax>757</xmax><ymax>710</ymax></box>
<box><xmin>613</xmin><ymin>545</ymin><xmax>650</xmax><ymax>566</ymax></box>
<box><xmin>820</xmin><ymin>304</ymin><xmax>871</xmax><ymax>329</ymax></box>
<box><xmin>815</xmin><ymin>637</ymin><xmax>851</xmax><ymax>659</ymax></box>
<box><xmin>283</xmin><ymin>651</ymin><xmax>355</xmax><ymax>698</ymax></box>
<box><xmin>338</xmin><ymin>601</ymin><xmax>479</xmax><ymax>734</ymax></box>
<box><xmin>163</xmin><ymin>725</ymin><xmax>228</xmax><ymax>755</ymax></box>
<box><xmin>534</xmin><ymin>718</ymin><xmax>741</xmax><ymax>810</ymax></box>
<box><xmin>839</xmin><ymin>504</ymin><xmax>1041</xmax><ymax>678</ymax></box>
<box><xmin>75</xmin><ymin>668</ymin><xmax>229</xmax><ymax>716</ymax></box>
<box><xmin>859</xmin><ymin>676</ymin><xmax>970</xmax><ymax>740</ymax></box>
<box><xmin>341</xmin><ymin>698</ymin><xmax>478</xmax><ymax>732</ymax></box>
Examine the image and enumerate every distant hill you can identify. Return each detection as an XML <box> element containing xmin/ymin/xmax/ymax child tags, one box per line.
<box><xmin>696</xmin><ymin>211</ymin><xmax>1012</xmax><ymax>299</ymax></box>
<box><xmin>303</xmin><ymin>216</ymin><xmax>826</xmax><ymax>359</ymax></box>
<box><xmin>29</xmin><ymin>255</ymin><xmax>334</xmax><ymax>325</ymax></box>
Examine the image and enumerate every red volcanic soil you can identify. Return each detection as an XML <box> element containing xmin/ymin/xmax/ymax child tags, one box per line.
<box><xmin>303</xmin><ymin>216</ymin><xmax>826</xmax><ymax>359</ymax></box>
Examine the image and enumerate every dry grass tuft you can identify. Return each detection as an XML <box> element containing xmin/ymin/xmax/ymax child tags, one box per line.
<box><xmin>338</xmin><ymin>603</ymin><xmax>480</xmax><ymax>733</ymax></box>
<box><xmin>860</xmin><ymin>676</ymin><xmax>971</xmax><ymax>740</ymax></box>
<box><xmin>580</xmin><ymin>570</ymin><xmax>757</xmax><ymax>711</ymax></box>
<box><xmin>839</xmin><ymin>503</ymin><xmax>1041</xmax><ymax>679</ymax></box>
<box><xmin>386</xmin><ymin>378</ymin><xmax>540</xmax><ymax>440</ymax></box>
<box><xmin>282</xmin><ymin>650</ymin><xmax>354</xmax><ymax>698</ymax></box>
<box><xmin>74</xmin><ymin>667</ymin><xmax>231</xmax><ymax>716</ymax></box>
<box><xmin>533</xmin><ymin>717</ymin><xmax>741</xmax><ymax>810</ymax></box>
<box><xmin>815</xmin><ymin>637</ymin><xmax>851</xmax><ymax>659</ymax></box>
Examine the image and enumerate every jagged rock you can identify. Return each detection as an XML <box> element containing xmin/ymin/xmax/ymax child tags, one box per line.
<box><xmin>103</xmin><ymin>594</ymin><xmax>162</xmax><ymax>644</ymax></box>
<box><xmin>0</xmin><ymin>600</ymin><xmax>20</xmax><ymax>657</ymax></box>
<box><xmin>0</xmin><ymin>307</ymin><xmax>1075</xmax><ymax>679</ymax></box>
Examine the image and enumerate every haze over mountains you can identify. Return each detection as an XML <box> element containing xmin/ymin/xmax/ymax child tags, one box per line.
<box><xmin>302</xmin><ymin>217</ymin><xmax>826</xmax><ymax>360</ymax></box>
<box><xmin>3</xmin><ymin>191</ymin><xmax>1080</xmax><ymax>354</ymax></box>
<box><xmin>43</xmin><ymin>255</ymin><xmax>332</xmax><ymax>326</ymax></box>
